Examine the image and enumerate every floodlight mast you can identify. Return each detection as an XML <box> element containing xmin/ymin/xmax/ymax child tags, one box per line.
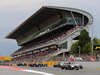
<box><xmin>92</xmin><ymin>23</ymin><xmax>94</xmax><ymax>57</ymax></box>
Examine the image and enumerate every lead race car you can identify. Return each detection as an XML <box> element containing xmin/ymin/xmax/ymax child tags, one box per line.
<box><xmin>60</xmin><ymin>62</ymin><xmax>83</xmax><ymax>70</ymax></box>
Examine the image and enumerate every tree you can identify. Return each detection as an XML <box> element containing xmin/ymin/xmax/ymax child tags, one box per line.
<box><xmin>70</xmin><ymin>29</ymin><xmax>92</xmax><ymax>55</ymax></box>
<box><xmin>78</xmin><ymin>29</ymin><xmax>91</xmax><ymax>47</ymax></box>
<box><xmin>78</xmin><ymin>29</ymin><xmax>91</xmax><ymax>54</ymax></box>
<box><xmin>82</xmin><ymin>42</ymin><xmax>92</xmax><ymax>54</ymax></box>
<box><xmin>70</xmin><ymin>41</ymin><xmax>79</xmax><ymax>54</ymax></box>
<box><xmin>93</xmin><ymin>37</ymin><xmax>100</xmax><ymax>45</ymax></box>
<box><xmin>93</xmin><ymin>37</ymin><xmax>98</xmax><ymax>44</ymax></box>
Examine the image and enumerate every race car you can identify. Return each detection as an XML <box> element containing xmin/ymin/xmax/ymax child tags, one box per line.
<box><xmin>17</xmin><ymin>63</ymin><xmax>27</xmax><ymax>66</ymax></box>
<box><xmin>60</xmin><ymin>62</ymin><xmax>83</xmax><ymax>70</ymax></box>
<box><xmin>73</xmin><ymin>63</ymin><xmax>83</xmax><ymax>69</ymax></box>
<box><xmin>53</xmin><ymin>62</ymin><xmax>64</xmax><ymax>68</ymax></box>
<box><xmin>29</xmin><ymin>63</ymin><xmax>39</xmax><ymax>67</ymax></box>
<box><xmin>41</xmin><ymin>63</ymin><xmax>47</xmax><ymax>67</ymax></box>
<box><xmin>29</xmin><ymin>63</ymin><xmax>47</xmax><ymax>67</ymax></box>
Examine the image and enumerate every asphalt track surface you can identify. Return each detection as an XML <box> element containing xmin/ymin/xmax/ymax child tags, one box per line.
<box><xmin>0</xmin><ymin>66</ymin><xmax>100</xmax><ymax>75</ymax></box>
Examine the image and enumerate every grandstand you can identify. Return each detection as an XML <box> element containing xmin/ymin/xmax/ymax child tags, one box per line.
<box><xmin>6</xmin><ymin>6</ymin><xmax>93</xmax><ymax>64</ymax></box>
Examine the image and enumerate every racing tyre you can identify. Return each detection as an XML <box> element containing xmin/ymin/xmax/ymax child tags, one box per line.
<box><xmin>65</xmin><ymin>68</ymin><xmax>68</xmax><ymax>70</ymax></box>
<box><xmin>76</xmin><ymin>68</ymin><xmax>79</xmax><ymax>70</ymax></box>
<box><xmin>80</xmin><ymin>65</ymin><xmax>83</xmax><ymax>69</ymax></box>
<box><xmin>75</xmin><ymin>67</ymin><xmax>79</xmax><ymax>70</ymax></box>
<box><xmin>61</xmin><ymin>67</ymin><xmax>64</xmax><ymax>70</ymax></box>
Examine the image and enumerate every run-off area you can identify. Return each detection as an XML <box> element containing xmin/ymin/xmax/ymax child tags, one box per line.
<box><xmin>0</xmin><ymin>66</ymin><xmax>100</xmax><ymax>75</ymax></box>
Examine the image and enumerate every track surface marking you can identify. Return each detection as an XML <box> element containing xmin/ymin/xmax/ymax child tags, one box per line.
<box><xmin>0</xmin><ymin>66</ymin><xmax>54</xmax><ymax>75</ymax></box>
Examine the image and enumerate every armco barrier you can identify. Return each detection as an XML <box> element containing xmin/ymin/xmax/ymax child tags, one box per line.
<box><xmin>26</xmin><ymin>62</ymin><xmax>57</xmax><ymax>67</ymax></box>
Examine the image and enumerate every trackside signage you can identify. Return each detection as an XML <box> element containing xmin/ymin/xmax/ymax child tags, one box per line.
<box><xmin>94</xmin><ymin>45</ymin><xmax>100</xmax><ymax>50</ymax></box>
<box><xmin>0</xmin><ymin>57</ymin><xmax>11</xmax><ymax>60</ymax></box>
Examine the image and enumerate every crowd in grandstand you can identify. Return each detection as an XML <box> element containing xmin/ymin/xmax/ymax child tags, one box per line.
<box><xmin>8</xmin><ymin>49</ymin><xmax>57</xmax><ymax>64</ymax></box>
<box><xmin>6</xmin><ymin>25</ymin><xmax>83</xmax><ymax>64</ymax></box>
<box><xmin>6</xmin><ymin>53</ymin><xmax>100</xmax><ymax>64</ymax></box>
<box><xmin>13</xmin><ymin>25</ymin><xmax>81</xmax><ymax>56</ymax></box>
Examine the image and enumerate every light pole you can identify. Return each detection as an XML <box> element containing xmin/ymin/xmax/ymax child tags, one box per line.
<box><xmin>92</xmin><ymin>23</ymin><xmax>94</xmax><ymax>57</ymax></box>
<box><xmin>78</xmin><ymin>46</ymin><xmax>81</xmax><ymax>57</ymax></box>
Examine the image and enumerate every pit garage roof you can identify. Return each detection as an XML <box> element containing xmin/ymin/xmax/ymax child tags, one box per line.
<box><xmin>6</xmin><ymin>6</ymin><xmax>93</xmax><ymax>39</ymax></box>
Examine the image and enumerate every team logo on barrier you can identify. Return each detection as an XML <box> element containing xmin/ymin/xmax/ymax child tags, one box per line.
<box><xmin>94</xmin><ymin>45</ymin><xmax>100</xmax><ymax>50</ymax></box>
<box><xmin>0</xmin><ymin>57</ymin><xmax>11</xmax><ymax>60</ymax></box>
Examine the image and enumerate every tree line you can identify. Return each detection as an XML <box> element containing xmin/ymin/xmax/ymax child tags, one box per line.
<box><xmin>70</xmin><ymin>29</ymin><xmax>100</xmax><ymax>55</ymax></box>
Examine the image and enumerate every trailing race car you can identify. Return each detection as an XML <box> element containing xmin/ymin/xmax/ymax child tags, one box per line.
<box><xmin>53</xmin><ymin>62</ymin><xmax>64</xmax><ymax>68</ymax></box>
<box><xmin>17</xmin><ymin>63</ymin><xmax>27</xmax><ymax>66</ymax></box>
<box><xmin>61</xmin><ymin>62</ymin><xmax>83</xmax><ymax>70</ymax></box>
<box><xmin>29</xmin><ymin>63</ymin><xmax>47</xmax><ymax>67</ymax></box>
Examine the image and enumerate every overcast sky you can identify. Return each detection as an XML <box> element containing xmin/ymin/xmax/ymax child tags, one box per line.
<box><xmin>0</xmin><ymin>0</ymin><xmax>99</xmax><ymax>56</ymax></box>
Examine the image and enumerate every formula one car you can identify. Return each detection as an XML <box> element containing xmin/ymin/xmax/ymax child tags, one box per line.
<box><xmin>29</xmin><ymin>63</ymin><xmax>47</xmax><ymax>67</ymax></box>
<box><xmin>53</xmin><ymin>62</ymin><xmax>64</xmax><ymax>68</ymax></box>
<box><xmin>0</xmin><ymin>63</ymin><xmax>12</xmax><ymax>66</ymax></box>
<box><xmin>61</xmin><ymin>62</ymin><xmax>83</xmax><ymax>70</ymax></box>
<box><xmin>73</xmin><ymin>63</ymin><xmax>83</xmax><ymax>69</ymax></box>
<box><xmin>17</xmin><ymin>63</ymin><xmax>27</xmax><ymax>66</ymax></box>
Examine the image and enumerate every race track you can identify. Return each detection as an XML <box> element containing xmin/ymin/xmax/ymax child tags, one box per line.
<box><xmin>0</xmin><ymin>66</ymin><xmax>100</xmax><ymax>75</ymax></box>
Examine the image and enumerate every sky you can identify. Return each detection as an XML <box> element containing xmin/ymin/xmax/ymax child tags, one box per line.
<box><xmin>0</xmin><ymin>0</ymin><xmax>99</xmax><ymax>56</ymax></box>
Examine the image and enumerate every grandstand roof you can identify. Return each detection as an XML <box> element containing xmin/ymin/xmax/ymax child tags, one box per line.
<box><xmin>6</xmin><ymin>6</ymin><xmax>93</xmax><ymax>39</ymax></box>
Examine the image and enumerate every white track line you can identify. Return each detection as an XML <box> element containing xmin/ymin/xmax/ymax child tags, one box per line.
<box><xmin>0</xmin><ymin>66</ymin><xmax>54</xmax><ymax>75</ymax></box>
<box><xmin>21</xmin><ymin>70</ymin><xmax>54</xmax><ymax>75</ymax></box>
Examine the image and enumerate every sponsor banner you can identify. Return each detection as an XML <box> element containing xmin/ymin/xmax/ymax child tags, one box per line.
<box><xmin>43</xmin><ymin>62</ymin><xmax>57</xmax><ymax>66</ymax></box>
<box><xmin>28</xmin><ymin>62</ymin><xmax>56</xmax><ymax>66</ymax></box>
<box><xmin>0</xmin><ymin>57</ymin><xmax>11</xmax><ymax>60</ymax></box>
<box><xmin>94</xmin><ymin>45</ymin><xmax>100</xmax><ymax>50</ymax></box>
<box><xmin>50</xmin><ymin>46</ymin><xmax>56</xmax><ymax>49</ymax></box>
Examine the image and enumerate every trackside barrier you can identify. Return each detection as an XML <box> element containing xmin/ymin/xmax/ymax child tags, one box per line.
<box><xmin>43</xmin><ymin>62</ymin><xmax>57</xmax><ymax>66</ymax></box>
<box><xmin>27</xmin><ymin>63</ymin><xmax>29</xmax><ymax>66</ymax></box>
<box><xmin>26</xmin><ymin>62</ymin><xmax>57</xmax><ymax>67</ymax></box>
<box><xmin>12</xmin><ymin>64</ymin><xmax>16</xmax><ymax>66</ymax></box>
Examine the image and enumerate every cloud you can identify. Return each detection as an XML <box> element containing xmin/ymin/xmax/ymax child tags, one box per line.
<box><xmin>0</xmin><ymin>0</ymin><xmax>42</xmax><ymax>7</ymax></box>
<box><xmin>0</xmin><ymin>0</ymin><xmax>99</xmax><ymax>12</ymax></box>
<box><xmin>0</xmin><ymin>0</ymin><xmax>45</xmax><ymax>12</ymax></box>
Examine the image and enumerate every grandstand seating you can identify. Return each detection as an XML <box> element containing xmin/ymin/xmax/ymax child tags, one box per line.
<box><xmin>7</xmin><ymin>25</ymin><xmax>82</xmax><ymax>64</ymax></box>
<box><xmin>13</xmin><ymin>25</ymin><xmax>81</xmax><ymax>55</ymax></box>
<box><xmin>5</xmin><ymin>6</ymin><xmax>93</xmax><ymax>65</ymax></box>
<box><xmin>7</xmin><ymin>49</ymin><xmax>57</xmax><ymax>64</ymax></box>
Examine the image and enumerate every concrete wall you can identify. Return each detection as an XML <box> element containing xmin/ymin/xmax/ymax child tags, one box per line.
<box><xmin>77</xmin><ymin>62</ymin><xmax>100</xmax><ymax>68</ymax></box>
